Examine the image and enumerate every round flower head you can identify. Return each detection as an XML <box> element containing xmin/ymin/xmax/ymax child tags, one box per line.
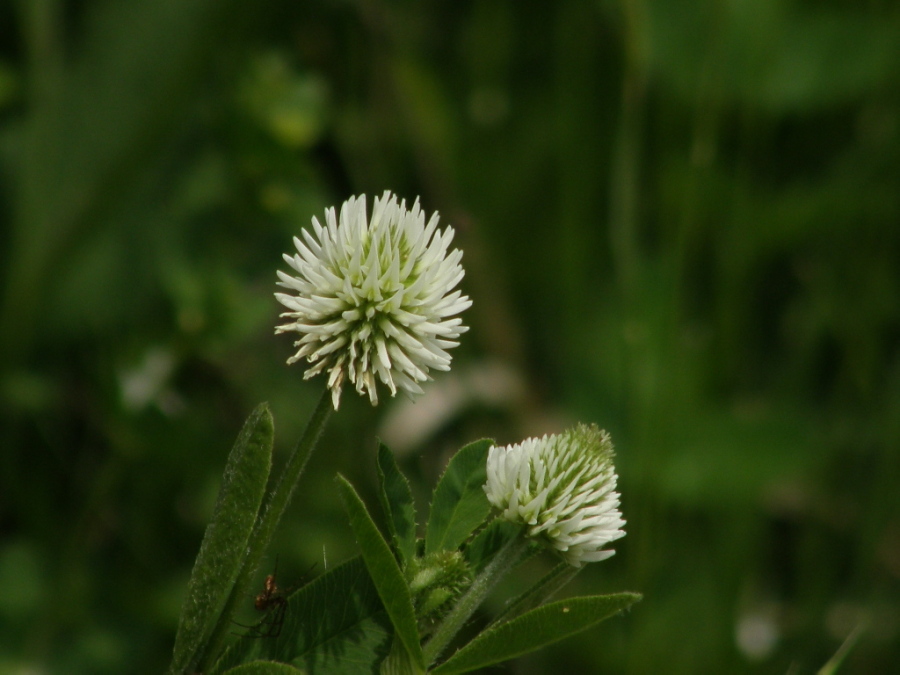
<box><xmin>275</xmin><ymin>191</ymin><xmax>471</xmax><ymax>409</ymax></box>
<box><xmin>484</xmin><ymin>424</ymin><xmax>625</xmax><ymax>567</ymax></box>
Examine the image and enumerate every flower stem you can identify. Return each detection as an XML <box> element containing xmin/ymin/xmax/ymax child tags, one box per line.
<box><xmin>196</xmin><ymin>388</ymin><xmax>333</xmax><ymax>673</ymax></box>
<box><xmin>422</xmin><ymin>534</ymin><xmax>530</xmax><ymax>667</ymax></box>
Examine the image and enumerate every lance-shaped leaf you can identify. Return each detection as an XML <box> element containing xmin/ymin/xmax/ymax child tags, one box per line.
<box><xmin>336</xmin><ymin>475</ymin><xmax>425</xmax><ymax>671</ymax></box>
<box><xmin>431</xmin><ymin>593</ymin><xmax>642</xmax><ymax>675</ymax></box>
<box><xmin>212</xmin><ymin>557</ymin><xmax>392</xmax><ymax>675</ymax></box>
<box><xmin>170</xmin><ymin>404</ymin><xmax>274</xmax><ymax>675</ymax></box>
<box><xmin>376</xmin><ymin>442</ymin><xmax>417</xmax><ymax>566</ymax></box>
<box><xmin>425</xmin><ymin>439</ymin><xmax>493</xmax><ymax>555</ymax></box>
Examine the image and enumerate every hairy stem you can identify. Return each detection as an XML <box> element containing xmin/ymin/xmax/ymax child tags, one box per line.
<box><xmin>422</xmin><ymin>535</ymin><xmax>529</xmax><ymax>667</ymax></box>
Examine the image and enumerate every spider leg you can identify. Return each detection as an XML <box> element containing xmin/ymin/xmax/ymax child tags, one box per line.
<box><xmin>232</xmin><ymin>599</ymin><xmax>287</xmax><ymax>639</ymax></box>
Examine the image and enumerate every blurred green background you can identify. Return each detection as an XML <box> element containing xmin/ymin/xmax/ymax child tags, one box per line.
<box><xmin>1</xmin><ymin>0</ymin><xmax>898</xmax><ymax>673</ymax></box>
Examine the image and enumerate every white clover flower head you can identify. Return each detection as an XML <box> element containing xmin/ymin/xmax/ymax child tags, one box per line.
<box><xmin>484</xmin><ymin>424</ymin><xmax>626</xmax><ymax>567</ymax></box>
<box><xmin>275</xmin><ymin>191</ymin><xmax>471</xmax><ymax>410</ymax></box>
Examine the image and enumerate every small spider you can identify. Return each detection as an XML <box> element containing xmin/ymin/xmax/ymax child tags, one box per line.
<box><xmin>234</xmin><ymin>560</ymin><xmax>316</xmax><ymax>639</ymax></box>
<box><xmin>234</xmin><ymin>562</ymin><xmax>289</xmax><ymax>639</ymax></box>
<box><xmin>254</xmin><ymin>571</ymin><xmax>286</xmax><ymax>612</ymax></box>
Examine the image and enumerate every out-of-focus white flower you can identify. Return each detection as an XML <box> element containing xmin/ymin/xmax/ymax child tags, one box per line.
<box><xmin>275</xmin><ymin>191</ymin><xmax>471</xmax><ymax>409</ymax></box>
<box><xmin>484</xmin><ymin>424</ymin><xmax>625</xmax><ymax>567</ymax></box>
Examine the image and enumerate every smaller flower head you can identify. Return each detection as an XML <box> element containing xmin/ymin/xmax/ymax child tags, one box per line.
<box><xmin>484</xmin><ymin>424</ymin><xmax>625</xmax><ymax>567</ymax></box>
<box><xmin>275</xmin><ymin>191</ymin><xmax>471</xmax><ymax>409</ymax></box>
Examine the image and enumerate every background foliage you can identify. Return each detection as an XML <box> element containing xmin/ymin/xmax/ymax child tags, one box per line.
<box><xmin>1</xmin><ymin>0</ymin><xmax>898</xmax><ymax>673</ymax></box>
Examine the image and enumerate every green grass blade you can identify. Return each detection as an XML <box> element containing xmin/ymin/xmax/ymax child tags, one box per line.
<box><xmin>817</xmin><ymin>620</ymin><xmax>868</xmax><ymax>675</ymax></box>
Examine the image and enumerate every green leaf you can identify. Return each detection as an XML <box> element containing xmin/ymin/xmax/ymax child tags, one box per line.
<box><xmin>431</xmin><ymin>593</ymin><xmax>642</xmax><ymax>675</ymax></box>
<box><xmin>223</xmin><ymin>662</ymin><xmax>305</xmax><ymax>675</ymax></box>
<box><xmin>170</xmin><ymin>403</ymin><xmax>274</xmax><ymax>675</ymax></box>
<box><xmin>376</xmin><ymin>442</ymin><xmax>417</xmax><ymax>566</ymax></box>
<box><xmin>817</xmin><ymin>620</ymin><xmax>867</xmax><ymax>675</ymax></box>
<box><xmin>213</xmin><ymin>557</ymin><xmax>392</xmax><ymax>674</ymax></box>
<box><xmin>425</xmin><ymin>439</ymin><xmax>493</xmax><ymax>556</ymax></box>
<box><xmin>336</xmin><ymin>475</ymin><xmax>425</xmax><ymax>671</ymax></box>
